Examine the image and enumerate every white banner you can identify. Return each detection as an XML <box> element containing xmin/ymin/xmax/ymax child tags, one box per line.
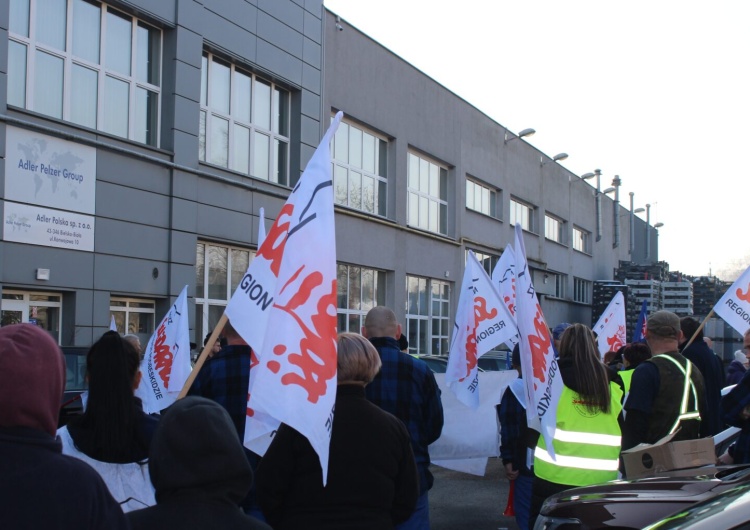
<box><xmin>226</xmin><ymin>113</ymin><xmax>343</xmax><ymax>485</ymax></box>
<box><xmin>514</xmin><ymin>224</ymin><xmax>562</xmax><ymax>458</ymax></box>
<box><xmin>6</xmin><ymin>126</ymin><xmax>96</xmax><ymax>214</ymax></box>
<box><xmin>135</xmin><ymin>286</ymin><xmax>192</xmax><ymax>414</ymax></box>
<box><xmin>491</xmin><ymin>244</ymin><xmax>519</xmax><ymax>348</ymax></box>
<box><xmin>714</xmin><ymin>265</ymin><xmax>750</xmax><ymax>336</ymax></box>
<box><xmin>3</xmin><ymin>201</ymin><xmax>95</xmax><ymax>252</ymax></box>
<box><xmin>430</xmin><ymin>371</ymin><xmax>517</xmax><ymax>475</ymax></box>
<box><xmin>592</xmin><ymin>291</ymin><xmax>627</xmax><ymax>357</ymax></box>
<box><xmin>446</xmin><ymin>251</ymin><xmax>517</xmax><ymax>409</ymax></box>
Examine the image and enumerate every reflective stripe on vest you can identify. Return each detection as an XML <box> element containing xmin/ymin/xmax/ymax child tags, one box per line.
<box><xmin>658</xmin><ymin>354</ymin><xmax>700</xmax><ymax>435</ymax></box>
<box><xmin>534</xmin><ymin>382</ymin><xmax>622</xmax><ymax>487</ymax></box>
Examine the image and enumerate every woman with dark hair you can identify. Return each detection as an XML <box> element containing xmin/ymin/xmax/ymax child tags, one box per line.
<box><xmin>58</xmin><ymin>331</ymin><xmax>159</xmax><ymax>511</ymax></box>
<box><xmin>619</xmin><ymin>342</ymin><xmax>652</xmax><ymax>393</ymax></box>
<box><xmin>256</xmin><ymin>332</ymin><xmax>419</xmax><ymax>529</ymax></box>
<box><xmin>530</xmin><ymin>324</ymin><xmax>623</xmax><ymax>526</ymax></box>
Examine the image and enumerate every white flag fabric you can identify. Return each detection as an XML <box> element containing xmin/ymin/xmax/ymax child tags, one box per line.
<box><xmin>225</xmin><ymin>112</ymin><xmax>342</xmax><ymax>484</ymax></box>
<box><xmin>135</xmin><ymin>286</ymin><xmax>192</xmax><ymax>414</ymax></box>
<box><xmin>446</xmin><ymin>251</ymin><xmax>517</xmax><ymax>409</ymax></box>
<box><xmin>490</xmin><ymin>244</ymin><xmax>519</xmax><ymax>348</ymax></box>
<box><xmin>109</xmin><ymin>315</ymin><xmax>117</xmax><ymax>331</ymax></box>
<box><xmin>592</xmin><ymin>291</ymin><xmax>627</xmax><ymax>357</ymax></box>
<box><xmin>714</xmin><ymin>265</ymin><xmax>750</xmax><ymax>336</ymax></box>
<box><xmin>258</xmin><ymin>207</ymin><xmax>266</xmax><ymax>248</ymax></box>
<box><xmin>513</xmin><ymin>224</ymin><xmax>562</xmax><ymax>458</ymax></box>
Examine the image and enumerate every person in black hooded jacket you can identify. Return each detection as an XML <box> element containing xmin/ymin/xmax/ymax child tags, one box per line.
<box><xmin>127</xmin><ymin>396</ymin><xmax>271</xmax><ymax>530</ymax></box>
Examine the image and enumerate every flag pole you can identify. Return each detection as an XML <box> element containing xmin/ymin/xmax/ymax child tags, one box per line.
<box><xmin>680</xmin><ymin>309</ymin><xmax>715</xmax><ymax>351</ymax></box>
<box><xmin>177</xmin><ymin>313</ymin><xmax>228</xmax><ymax>399</ymax></box>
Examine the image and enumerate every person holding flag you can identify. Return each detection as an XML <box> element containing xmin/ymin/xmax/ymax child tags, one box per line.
<box><xmin>529</xmin><ymin>324</ymin><xmax>623</xmax><ymax>525</ymax></box>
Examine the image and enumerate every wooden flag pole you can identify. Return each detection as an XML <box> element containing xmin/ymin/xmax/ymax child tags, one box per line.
<box><xmin>679</xmin><ymin>309</ymin><xmax>715</xmax><ymax>352</ymax></box>
<box><xmin>178</xmin><ymin>313</ymin><xmax>228</xmax><ymax>399</ymax></box>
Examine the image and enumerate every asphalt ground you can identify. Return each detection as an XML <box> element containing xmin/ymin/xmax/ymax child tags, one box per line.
<box><xmin>429</xmin><ymin>458</ymin><xmax>521</xmax><ymax>530</ymax></box>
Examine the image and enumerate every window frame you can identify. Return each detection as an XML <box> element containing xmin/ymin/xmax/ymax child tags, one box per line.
<box><xmin>1</xmin><ymin>289</ymin><xmax>62</xmax><ymax>343</ymax></box>
<box><xmin>8</xmin><ymin>0</ymin><xmax>163</xmax><ymax>146</ymax></box>
<box><xmin>544</xmin><ymin>213</ymin><xmax>565</xmax><ymax>244</ymax></box>
<box><xmin>465</xmin><ymin>177</ymin><xmax>499</xmax><ymax>219</ymax></box>
<box><xmin>199</xmin><ymin>51</ymin><xmax>291</xmax><ymax>185</ymax></box>
<box><xmin>331</xmin><ymin>118</ymin><xmax>388</xmax><ymax>217</ymax></box>
<box><xmin>195</xmin><ymin>241</ymin><xmax>256</xmax><ymax>343</ymax></box>
<box><xmin>405</xmin><ymin>275</ymin><xmax>451</xmax><ymax>356</ymax></box>
<box><xmin>572</xmin><ymin>226</ymin><xmax>591</xmax><ymax>254</ymax></box>
<box><xmin>336</xmin><ymin>263</ymin><xmax>387</xmax><ymax>333</ymax></box>
<box><xmin>510</xmin><ymin>198</ymin><xmax>535</xmax><ymax>232</ymax></box>
<box><xmin>407</xmin><ymin>151</ymin><xmax>449</xmax><ymax>235</ymax></box>
<box><xmin>573</xmin><ymin>277</ymin><xmax>592</xmax><ymax>304</ymax></box>
<box><xmin>109</xmin><ymin>296</ymin><xmax>155</xmax><ymax>344</ymax></box>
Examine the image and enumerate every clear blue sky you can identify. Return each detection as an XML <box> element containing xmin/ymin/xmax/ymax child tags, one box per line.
<box><xmin>324</xmin><ymin>0</ymin><xmax>750</xmax><ymax>280</ymax></box>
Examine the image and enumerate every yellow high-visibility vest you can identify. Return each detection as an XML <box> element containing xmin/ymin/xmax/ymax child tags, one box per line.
<box><xmin>534</xmin><ymin>382</ymin><xmax>623</xmax><ymax>487</ymax></box>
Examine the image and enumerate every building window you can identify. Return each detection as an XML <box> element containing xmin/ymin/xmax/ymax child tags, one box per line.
<box><xmin>545</xmin><ymin>214</ymin><xmax>565</xmax><ymax>244</ymax></box>
<box><xmin>195</xmin><ymin>241</ymin><xmax>255</xmax><ymax>342</ymax></box>
<box><xmin>407</xmin><ymin>152</ymin><xmax>448</xmax><ymax>235</ymax></box>
<box><xmin>551</xmin><ymin>272</ymin><xmax>566</xmax><ymax>298</ymax></box>
<box><xmin>510</xmin><ymin>198</ymin><xmax>534</xmax><ymax>232</ymax></box>
<box><xmin>1</xmin><ymin>290</ymin><xmax>62</xmax><ymax>343</ymax></box>
<box><xmin>405</xmin><ymin>276</ymin><xmax>450</xmax><ymax>356</ymax></box>
<box><xmin>467</xmin><ymin>249</ymin><xmax>499</xmax><ymax>276</ymax></box>
<box><xmin>331</xmin><ymin>120</ymin><xmax>387</xmax><ymax>216</ymax></box>
<box><xmin>466</xmin><ymin>178</ymin><xmax>498</xmax><ymax>218</ymax></box>
<box><xmin>110</xmin><ymin>297</ymin><xmax>155</xmax><ymax>344</ymax></box>
<box><xmin>336</xmin><ymin>264</ymin><xmax>386</xmax><ymax>333</ymax></box>
<box><xmin>8</xmin><ymin>0</ymin><xmax>162</xmax><ymax>146</ymax></box>
<box><xmin>572</xmin><ymin>226</ymin><xmax>591</xmax><ymax>253</ymax></box>
<box><xmin>573</xmin><ymin>277</ymin><xmax>591</xmax><ymax>304</ymax></box>
<box><xmin>199</xmin><ymin>52</ymin><xmax>290</xmax><ymax>185</ymax></box>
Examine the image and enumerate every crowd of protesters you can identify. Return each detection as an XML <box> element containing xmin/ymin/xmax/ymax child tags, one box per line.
<box><xmin>2</xmin><ymin>306</ymin><xmax>750</xmax><ymax>530</ymax></box>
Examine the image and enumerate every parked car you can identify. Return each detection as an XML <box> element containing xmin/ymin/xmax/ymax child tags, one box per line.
<box><xmin>477</xmin><ymin>350</ymin><xmax>512</xmax><ymax>371</ymax></box>
<box><xmin>417</xmin><ymin>355</ymin><xmax>449</xmax><ymax>373</ymax></box>
<box><xmin>533</xmin><ymin>463</ymin><xmax>750</xmax><ymax>529</ymax></box>
<box><xmin>644</xmin><ymin>482</ymin><xmax>750</xmax><ymax>529</ymax></box>
<box><xmin>59</xmin><ymin>346</ymin><xmax>88</xmax><ymax>427</ymax></box>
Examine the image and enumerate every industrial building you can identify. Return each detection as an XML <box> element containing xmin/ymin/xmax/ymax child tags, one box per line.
<box><xmin>0</xmin><ymin>0</ymin><xmax>659</xmax><ymax>355</ymax></box>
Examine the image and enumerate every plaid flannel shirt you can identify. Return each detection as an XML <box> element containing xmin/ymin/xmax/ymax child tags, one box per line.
<box><xmin>188</xmin><ymin>344</ymin><xmax>251</xmax><ymax>441</ymax></box>
<box><xmin>365</xmin><ymin>337</ymin><xmax>444</xmax><ymax>495</ymax></box>
<box><xmin>498</xmin><ymin>382</ymin><xmax>532</xmax><ymax>474</ymax></box>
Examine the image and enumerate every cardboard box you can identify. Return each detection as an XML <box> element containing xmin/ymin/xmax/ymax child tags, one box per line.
<box><xmin>622</xmin><ymin>432</ymin><xmax>715</xmax><ymax>479</ymax></box>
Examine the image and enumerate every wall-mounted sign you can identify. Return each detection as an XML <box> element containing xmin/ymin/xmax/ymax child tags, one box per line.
<box><xmin>5</xmin><ymin>126</ymin><xmax>96</xmax><ymax>214</ymax></box>
<box><xmin>4</xmin><ymin>201</ymin><xmax>95</xmax><ymax>252</ymax></box>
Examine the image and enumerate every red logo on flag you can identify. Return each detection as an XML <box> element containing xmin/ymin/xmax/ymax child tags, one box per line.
<box><xmin>737</xmin><ymin>284</ymin><xmax>750</xmax><ymax>303</ymax></box>
<box><xmin>461</xmin><ymin>297</ymin><xmax>498</xmax><ymax>379</ymax></box>
<box><xmin>153</xmin><ymin>321</ymin><xmax>173</xmax><ymax>388</ymax></box>
<box><xmin>269</xmin><ymin>267</ymin><xmax>337</xmax><ymax>404</ymax></box>
<box><xmin>527</xmin><ymin>305</ymin><xmax>551</xmax><ymax>387</ymax></box>
<box><xmin>257</xmin><ymin>203</ymin><xmax>294</xmax><ymax>277</ymax></box>
<box><xmin>607</xmin><ymin>325</ymin><xmax>626</xmax><ymax>352</ymax></box>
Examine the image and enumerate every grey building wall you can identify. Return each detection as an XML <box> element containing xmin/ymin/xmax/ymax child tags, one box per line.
<box><xmin>324</xmin><ymin>9</ymin><xmax>646</xmax><ymax>333</ymax></box>
<box><xmin>0</xmin><ymin>0</ymin><xmax>324</xmax><ymax>345</ymax></box>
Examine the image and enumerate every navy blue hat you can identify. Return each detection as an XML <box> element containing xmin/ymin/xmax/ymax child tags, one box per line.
<box><xmin>552</xmin><ymin>322</ymin><xmax>571</xmax><ymax>340</ymax></box>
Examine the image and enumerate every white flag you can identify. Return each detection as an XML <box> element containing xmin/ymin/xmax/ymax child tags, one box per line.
<box><xmin>258</xmin><ymin>207</ymin><xmax>267</xmax><ymax>248</ymax></box>
<box><xmin>714</xmin><ymin>265</ymin><xmax>750</xmax><ymax>336</ymax></box>
<box><xmin>225</xmin><ymin>112</ymin><xmax>342</xmax><ymax>484</ymax></box>
<box><xmin>513</xmin><ymin>224</ymin><xmax>562</xmax><ymax>458</ymax></box>
<box><xmin>109</xmin><ymin>314</ymin><xmax>117</xmax><ymax>331</ymax></box>
<box><xmin>490</xmin><ymin>244</ymin><xmax>519</xmax><ymax>348</ymax></box>
<box><xmin>592</xmin><ymin>291</ymin><xmax>627</xmax><ymax>357</ymax></box>
<box><xmin>135</xmin><ymin>286</ymin><xmax>192</xmax><ymax>414</ymax></box>
<box><xmin>446</xmin><ymin>251</ymin><xmax>517</xmax><ymax>409</ymax></box>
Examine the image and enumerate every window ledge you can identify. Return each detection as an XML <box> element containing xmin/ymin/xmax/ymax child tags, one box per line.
<box><xmin>545</xmin><ymin>238</ymin><xmax>568</xmax><ymax>249</ymax></box>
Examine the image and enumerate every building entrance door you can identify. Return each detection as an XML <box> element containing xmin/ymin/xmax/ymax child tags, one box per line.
<box><xmin>1</xmin><ymin>291</ymin><xmax>62</xmax><ymax>343</ymax></box>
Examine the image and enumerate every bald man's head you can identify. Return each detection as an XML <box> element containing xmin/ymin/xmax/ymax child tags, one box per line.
<box><xmin>363</xmin><ymin>306</ymin><xmax>401</xmax><ymax>339</ymax></box>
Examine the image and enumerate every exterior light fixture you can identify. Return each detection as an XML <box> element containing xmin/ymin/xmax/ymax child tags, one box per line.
<box><xmin>654</xmin><ymin>222</ymin><xmax>664</xmax><ymax>228</ymax></box>
<box><xmin>504</xmin><ymin>128</ymin><xmax>536</xmax><ymax>145</ymax></box>
<box><xmin>540</xmin><ymin>152</ymin><xmax>569</xmax><ymax>167</ymax></box>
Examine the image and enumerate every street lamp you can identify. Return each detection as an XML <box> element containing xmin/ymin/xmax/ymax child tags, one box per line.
<box><xmin>504</xmin><ymin>127</ymin><xmax>536</xmax><ymax>145</ymax></box>
<box><xmin>540</xmin><ymin>152</ymin><xmax>568</xmax><ymax>167</ymax></box>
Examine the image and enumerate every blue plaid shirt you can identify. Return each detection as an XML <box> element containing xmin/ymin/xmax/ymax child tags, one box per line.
<box><xmin>188</xmin><ymin>344</ymin><xmax>251</xmax><ymax>442</ymax></box>
<box><xmin>365</xmin><ymin>337</ymin><xmax>444</xmax><ymax>495</ymax></box>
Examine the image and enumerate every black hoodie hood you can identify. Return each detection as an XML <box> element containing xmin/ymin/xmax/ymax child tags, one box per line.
<box><xmin>148</xmin><ymin>396</ymin><xmax>252</xmax><ymax>504</ymax></box>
